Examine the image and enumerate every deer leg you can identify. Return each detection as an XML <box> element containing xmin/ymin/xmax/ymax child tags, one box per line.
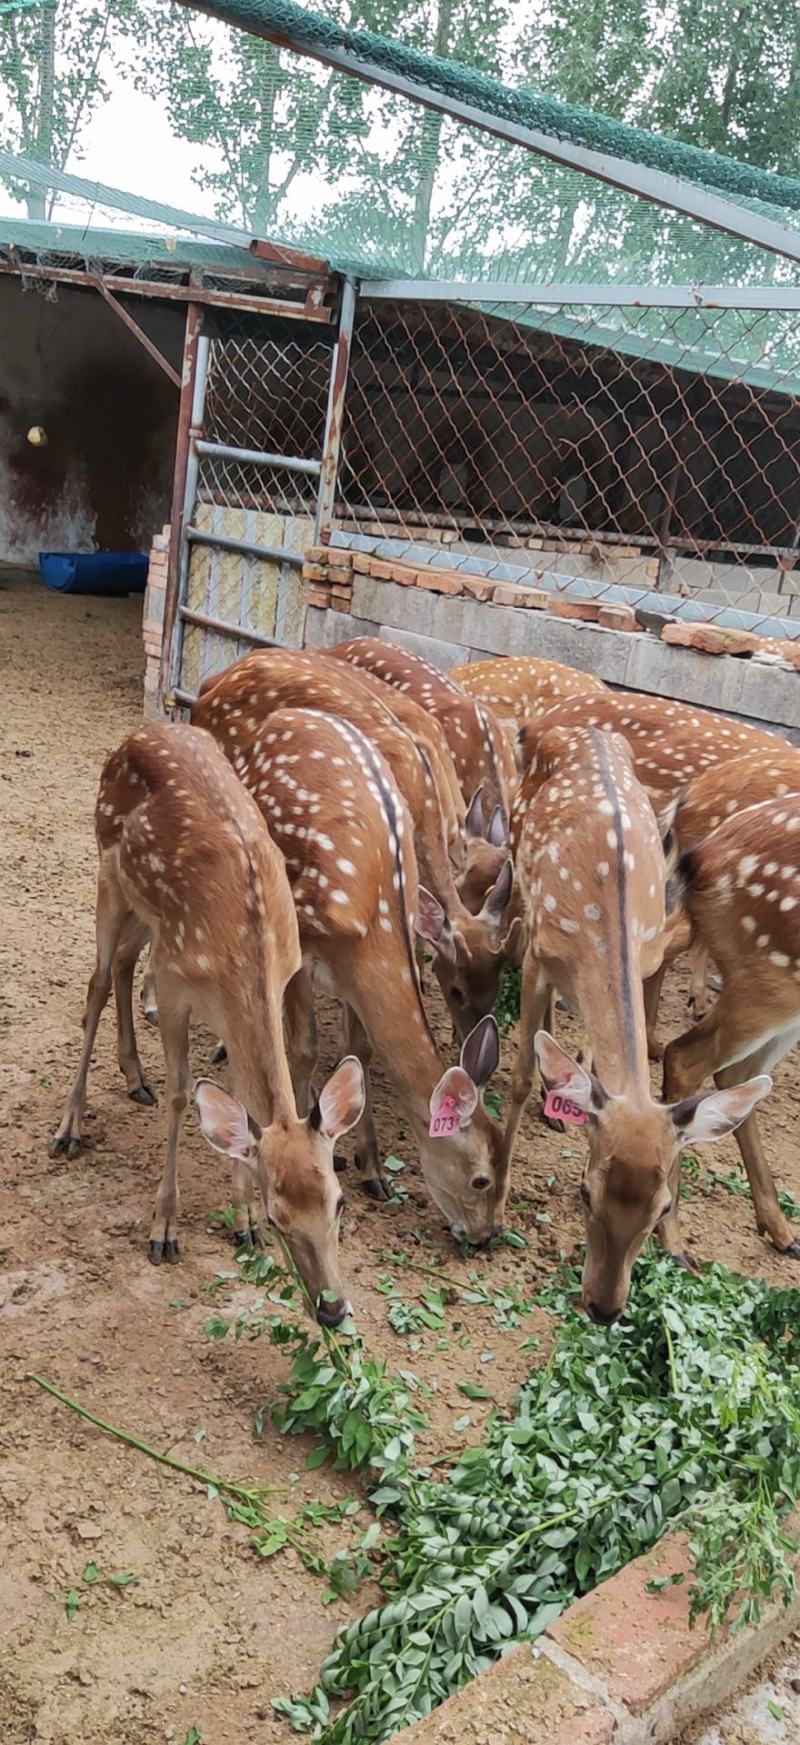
<box><xmin>714</xmin><ymin>1049</ymin><xmax>800</xmax><ymax>1258</ymax></box>
<box><xmin>498</xmin><ymin>956</ymin><xmax>552</xmax><ymax>1221</ymax></box>
<box><xmin>50</xmin><ymin>871</ymin><xmax>129</xmax><ymax>1158</ymax></box>
<box><xmin>284</xmin><ymin>966</ymin><xmax>318</xmax><ymax>1118</ymax></box>
<box><xmin>654</xmin><ymin>1154</ymin><xmax>700</xmax><ymax>1274</ymax></box>
<box><xmin>140</xmin><ymin>942</ymin><xmax>159</xmax><ymax>1026</ymax></box>
<box><xmin>643</xmin><ymin>962</ymin><xmax>667</xmax><ymax>1062</ymax></box>
<box><xmin>687</xmin><ymin>943</ymin><xmax>711</xmax><ymax>1020</ymax></box>
<box><xmin>343</xmin><ymin>1006</ymin><xmax>389</xmax><ymax>1201</ymax></box>
<box><xmin>148</xmin><ymin>992</ymin><xmax>190</xmax><ymax>1265</ymax></box>
<box><xmin>114</xmin><ymin>919</ymin><xmax>157</xmax><ymax>1105</ymax></box>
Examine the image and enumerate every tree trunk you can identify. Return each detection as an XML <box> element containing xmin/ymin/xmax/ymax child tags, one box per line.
<box><xmin>251</xmin><ymin>41</ymin><xmax>280</xmax><ymax>234</ymax></box>
<box><xmin>28</xmin><ymin>0</ymin><xmax>56</xmax><ymax>219</ymax></box>
<box><xmin>410</xmin><ymin>0</ymin><xmax>454</xmax><ymax>273</ymax></box>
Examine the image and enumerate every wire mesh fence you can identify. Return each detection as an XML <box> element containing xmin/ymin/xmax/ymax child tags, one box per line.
<box><xmin>337</xmin><ymin>298</ymin><xmax>800</xmax><ymax>618</ymax></box>
<box><xmin>197</xmin><ymin>311</ymin><xmax>333</xmax><ymax>516</ymax></box>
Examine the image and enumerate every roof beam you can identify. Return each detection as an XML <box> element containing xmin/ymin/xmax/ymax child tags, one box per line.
<box><xmin>91</xmin><ymin>277</ymin><xmax>182</xmax><ymax>386</ymax></box>
<box><xmin>361</xmin><ymin>280</ymin><xmax>800</xmax><ymax>309</ymax></box>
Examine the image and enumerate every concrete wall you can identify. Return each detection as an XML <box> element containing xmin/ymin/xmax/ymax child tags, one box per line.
<box><xmin>0</xmin><ymin>276</ymin><xmax>183</xmax><ymax>566</ymax></box>
<box><xmin>305</xmin><ymin>578</ymin><xmax>800</xmax><ymax>745</ymax></box>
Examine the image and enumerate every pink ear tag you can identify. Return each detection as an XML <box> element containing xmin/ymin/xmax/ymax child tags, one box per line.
<box><xmin>429</xmin><ymin>1092</ymin><xmax>462</xmax><ymax>1139</ymax></box>
<box><xmin>543</xmin><ymin>1089</ymin><xmax>587</xmax><ymax>1126</ymax></box>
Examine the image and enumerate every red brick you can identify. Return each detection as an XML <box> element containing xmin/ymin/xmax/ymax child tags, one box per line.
<box><xmin>597</xmin><ymin>604</ymin><xmax>639</xmax><ymax>632</ymax></box>
<box><xmin>302</xmin><ymin>561</ymin><xmax>328</xmax><ymax>582</ymax></box>
<box><xmin>327</xmin><ymin>564</ymin><xmax>352</xmax><ymax>585</ymax></box>
<box><xmin>493</xmin><ymin>582</ymin><xmax>549</xmax><ymax>610</ymax></box>
<box><xmin>390</xmin><ymin>564</ymin><xmax>419</xmax><ymax>586</ymax></box>
<box><xmin>306</xmin><ymin>589</ymin><xmax>332</xmax><ymax>608</ymax></box>
<box><xmin>391</xmin><ymin>1643</ymin><xmax>615</xmax><ymax>1745</ymax></box>
<box><xmin>460</xmin><ymin>574</ymin><xmax>496</xmax><ymax>602</ymax></box>
<box><xmin>415</xmin><ymin>570</ymin><xmax>464</xmax><ymax>595</ymax></box>
<box><xmin>304</xmin><ymin>545</ymin><xmax>329</xmax><ymax>563</ymax></box>
<box><xmin>661</xmin><ymin>621</ymin><xmax>761</xmax><ymax>657</ymax></box>
<box><xmin>352</xmin><ymin>551</ymin><xmax>374</xmax><ymax>574</ymax></box>
<box><xmin>547</xmin><ymin>596</ymin><xmax>601</xmax><ymax>623</ymax></box>
<box><xmin>368</xmin><ymin>559</ymin><xmax>396</xmax><ymax>581</ymax></box>
<box><xmin>546</xmin><ymin>1533</ymin><xmax>708</xmax><ymax>1714</ymax></box>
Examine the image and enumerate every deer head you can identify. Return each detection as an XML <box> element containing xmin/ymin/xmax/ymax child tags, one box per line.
<box><xmin>416</xmin><ymin>864</ymin><xmax>522</xmax><ymax>1039</ymax></box>
<box><xmin>535</xmin><ymin>1033</ymin><xmax>771</xmax><ymax>1323</ymax></box>
<box><xmin>194</xmin><ymin>1056</ymin><xmax>365</xmax><ymax>1326</ymax></box>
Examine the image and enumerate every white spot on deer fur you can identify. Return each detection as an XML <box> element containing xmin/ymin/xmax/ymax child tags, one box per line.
<box><xmin>544</xmin><ymin>894</ymin><xmax>556</xmax><ymax>912</ymax></box>
<box><xmin>606</xmin><ymin>830</ymin><xmax>618</xmax><ymax>850</ymax></box>
<box><xmin>584</xmin><ymin>902</ymin><xmax>601</xmax><ymax>921</ymax></box>
<box><xmin>757</xmin><ymin>934</ymin><xmax>769</xmax><ymax>949</ymax></box>
<box><xmin>197</xmin><ymin>954</ymin><xmax>211</xmax><ymax>970</ymax></box>
<box><xmin>764</xmin><ymin>861</ymin><xmax>778</xmax><ymax>877</ymax></box>
<box><xmin>337</xmin><ymin>859</ymin><xmax>357</xmax><ymax>876</ymax></box>
<box><xmin>560</xmin><ymin>918</ymin><xmax>578</xmax><ymax>934</ymax></box>
<box><xmin>780</xmin><ymin>895</ymin><xmax>797</xmax><ymax>911</ymax></box>
<box><xmin>770</xmin><ymin>951</ymin><xmax>790</xmax><ymax>967</ymax></box>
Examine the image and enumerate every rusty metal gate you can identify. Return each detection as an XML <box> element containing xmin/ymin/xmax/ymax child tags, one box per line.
<box><xmin>166</xmin><ymin>277</ymin><xmax>354</xmax><ymax>708</ymax></box>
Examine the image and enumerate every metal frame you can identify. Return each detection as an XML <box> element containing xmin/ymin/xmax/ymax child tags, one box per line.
<box><xmin>162</xmin><ymin>277</ymin><xmax>359</xmax><ymax>707</ymax></box>
<box><xmin>0</xmin><ymin>256</ymin><xmax>332</xmax><ymax>318</ymax></box>
<box><xmin>362</xmin><ymin>281</ymin><xmax>800</xmax><ymax>309</ymax></box>
<box><xmin>176</xmin><ymin>1</ymin><xmax>800</xmax><ymax>265</ymax></box>
<box><xmin>316</xmin><ymin>276</ymin><xmax>357</xmax><ymax>540</ymax></box>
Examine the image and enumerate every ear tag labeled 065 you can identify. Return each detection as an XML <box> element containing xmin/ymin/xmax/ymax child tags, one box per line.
<box><xmin>544</xmin><ymin>1090</ymin><xmax>587</xmax><ymax>1126</ymax></box>
<box><xmin>429</xmin><ymin>1093</ymin><xmax>461</xmax><ymax>1138</ymax></box>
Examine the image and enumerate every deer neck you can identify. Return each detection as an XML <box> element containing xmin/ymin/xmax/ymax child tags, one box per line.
<box><xmin>334</xmin><ymin>942</ymin><xmax>445</xmax><ymax>1133</ymax></box>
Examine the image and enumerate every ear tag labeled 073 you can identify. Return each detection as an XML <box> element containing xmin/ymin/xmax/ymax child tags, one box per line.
<box><xmin>544</xmin><ymin>1089</ymin><xmax>587</xmax><ymax>1126</ymax></box>
<box><xmin>429</xmin><ymin>1093</ymin><xmax>461</xmax><ymax>1138</ymax></box>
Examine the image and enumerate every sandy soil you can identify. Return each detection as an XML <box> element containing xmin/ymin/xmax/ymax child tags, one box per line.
<box><xmin>2</xmin><ymin>569</ymin><xmax>799</xmax><ymax>1745</ymax></box>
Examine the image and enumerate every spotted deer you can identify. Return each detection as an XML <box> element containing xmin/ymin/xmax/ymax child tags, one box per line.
<box><xmin>328</xmin><ymin>636</ymin><xmax>516</xmax><ymax>830</ymax></box>
<box><xmin>449</xmin><ymin>655</ymin><xmax>607</xmax><ymax>741</ymax></box>
<box><xmin>517</xmin><ymin>691</ymin><xmax>784</xmax><ymax>823</ymax></box>
<box><xmin>653</xmin><ymin>745</ymin><xmax>800</xmax><ymax>1022</ymax></box>
<box><xmin>501</xmin><ymin>724</ymin><xmax>769</xmax><ymax>1321</ymax></box>
<box><xmin>193</xmin><ymin>649</ymin><xmax>518</xmax><ymax>1040</ymax></box>
<box><xmin>50</xmin><ymin>725</ymin><xmax>365</xmax><ymax>1322</ymax></box>
<box><xmin>191</xmin><ymin>701</ymin><xmax>505</xmax><ymax>1238</ymax></box>
<box><xmin>663</xmin><ymin>795</ymin><xmax>800</xmax><ymax>1261</ymax></box>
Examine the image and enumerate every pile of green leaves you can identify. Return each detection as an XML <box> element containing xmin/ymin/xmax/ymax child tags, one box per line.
<box><xmin>492</xmin><ymin>964</ymin><xmax>522</xmax><ymax>1033</ymax></box>
<box><xmin>271</xmin><ymin>1257</ymin><xmax>800</xmax><ymax>1745</ymax></box>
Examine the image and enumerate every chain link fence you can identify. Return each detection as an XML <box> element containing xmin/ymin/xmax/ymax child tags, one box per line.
<box><xmin>336</xmin><ymin>298</ymin><xmax>800</xmax><ymax>620</ymax></box>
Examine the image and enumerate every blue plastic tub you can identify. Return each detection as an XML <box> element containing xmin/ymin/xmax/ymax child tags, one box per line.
<box><xmin>38</xmin><ymin>550</ymin><xmax>148</xmax><ymax>596</ymax></box>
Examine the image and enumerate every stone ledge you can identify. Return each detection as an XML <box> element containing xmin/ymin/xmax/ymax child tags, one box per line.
<box><xmin>392</xmin><ymin>1521</ymin><xmax>800</xmax><ymax>1745</ymax></box>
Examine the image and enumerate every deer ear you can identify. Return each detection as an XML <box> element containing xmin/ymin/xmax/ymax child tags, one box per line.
<box><xmin>670</xmin><ymin>1075</ymin><xmax>771</xmax><ymax>1143</ymax></box>
<box><xmin>429</xmin><ymin>1065</ymin><xmax>479</xmax><ymax>1134</ymax></box>
<box><xmin>480</xmin><ymin>856</ymin><xmax>513</xmax><ymax>922</ymax></box>
<box><xmin>486</xmin><ymin>806</ymin><xmax>508</xmax><ymax>848</ymax></box>
<box><xmin>415</xmin><ymin>887</ymin><xmax>447</xmax><ymax>943</ymax></box>
<box><xmin>194</xmin><ymin>1080</ymin><xmax>259</xmax><ymax>1165</ymax></box>
<box><xmin>533</xmin><ymin>1034</ymin><xmax>597</xmax><ymax>1112</ymax></box>
<box><xmin>460</xmin><ymin>1013</ymin><xmax>500</xmax><ymax>1086</ymax></box>
<box><xmin>499</xmin><ymin>914</ymin><xmax>524</xmax><ymax>963</ymax></box>
<box><xmin>465</xmin><ymin>786</ymin><xmax>484</xmax><ymax>839</ymax></box>
<box><xmin>312</xmin><ymin>1056</ymin><xmax>365</xmax><ymax>1140</ymax></box>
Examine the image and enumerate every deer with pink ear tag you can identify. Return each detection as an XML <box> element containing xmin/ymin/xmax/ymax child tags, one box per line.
<box><xmin>499</xmin><ymin>723</ymin><xmax>770</xmax><ymax>1322</ymax></box>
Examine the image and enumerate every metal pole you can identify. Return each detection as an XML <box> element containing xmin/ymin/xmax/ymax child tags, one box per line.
<box><xmin>165</xmin><ymin>330</ymin><xmax>211</xmax><ymax>710</ymax></box>
<box><xmin>360</xmin><ymin>281</ymin><xmax>800</xmax><ymax>310</ymax></box>
<box><xmin>159</xmin><ymin>304</ymin><xmax>203</xmax><ymax>712</ymax></box>
<box><xmin>315</xmin><ymin>277</ymin><xmax>357</xmax><ymax>541</ymax></box>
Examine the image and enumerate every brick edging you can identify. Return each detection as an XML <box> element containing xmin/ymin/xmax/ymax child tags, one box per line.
<box><xmin>392</xmin><ymin>1520</ymin><xmax>800</xmax><ymax>1744</ymax></box>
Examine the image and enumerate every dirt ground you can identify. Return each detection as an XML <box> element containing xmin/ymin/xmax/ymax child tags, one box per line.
<box><xmin>2</xmin><ymin>569</ymin><xmax>800</xmax><ymax>1745</ymax></box>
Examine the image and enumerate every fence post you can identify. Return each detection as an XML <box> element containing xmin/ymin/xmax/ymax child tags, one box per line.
<box><xmin>163</xmin><ymin>327</ymin><xmax>211</xmax><ymax>710</ymax></box>
<box><xmin>315</xmin><ymin>276</ymin><xmax>357</xmax><ymax>542</ymax></box>
<box><xmin>160</xmin><ymin>302</ymin><xmax>203</xmax><ymax>711</ymax></box>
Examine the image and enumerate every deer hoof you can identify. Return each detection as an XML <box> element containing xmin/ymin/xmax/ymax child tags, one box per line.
<box><xmin>129</xmin><ymin>1082</ymin><xmax>156</xmax><ymax>1108</ymax></box>
<box><xmin>211</xmin><ymin>1041</ymin><xmax>228</xmax><ymax>1066</ymax></box>
<box><xmin>143</xmin><ymin>1006</ymin><xmax>159</xmax><ymax>1028</ymax></box>
<box><xmin>362</xmin><ymin>1176</ymin><xmax>390</xmax><ymax>1202</ymax></box>
<box><xmin>163</xmin><ymin>1237</ymin><xmax>180</xmax><ymax>1264</ymax></box>
<box><xmin>782</xmin><ymin>1239</ymin><xmax>800</xmax><ymax>1260</ymax></box>
<box><xmin>246</xmin><ymin>1224</ymin><xmax>263</xmax><ymax>1250</ymax></box>
<box><xmin>148</xmin><ymin>1239</ymin><xmax>164</xmax><ymax>1265</ymax></box>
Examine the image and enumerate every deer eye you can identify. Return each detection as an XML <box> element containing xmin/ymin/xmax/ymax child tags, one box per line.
<box><xmin>472</xmin><ymin>1174</ymin><xmax>491</xmax><ymax>1190</ymax></box>
<box><xmin>449</xmin><ymin>986</ymin><xmax>465</xmax><ymax>1004</ymax></box>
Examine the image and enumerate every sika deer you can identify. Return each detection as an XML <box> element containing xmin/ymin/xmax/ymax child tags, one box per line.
<box><xmin>193</xmin><ymin>649</ymin><xmax>518</xmax><ymax>1041</ymax></box>
<box><xmin>50</xmin><ymin>725</ymin><xmax>365</xmax><ymax>1322</ymax></box>
<box><xmin>193</xmin><ymin>702</ymin><xmax>505</xmax><ymax>1239</ymax></box>
<box><xmin>328</xmin><ymin>636</ymin><xmax>516</xmax><ymax>829</ymax></box>
<box><xmin>449</xmin><ymin>655</ymin><xmax>606</xmax><ymax>740</ymax></box>
<box><xmin>501</xmin><ymin>725</ymin><xmax>769</xmax><ymax>1320</ymax></box>
<box><xmin>663</xmin><ymin>795</ymin><xmax>800</xmax><ymax>1260</ymax></box>
<box><xmin>518</xmin><ymin>691</ymin><xmax>784</xmax><ymax>823</ymax></box>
